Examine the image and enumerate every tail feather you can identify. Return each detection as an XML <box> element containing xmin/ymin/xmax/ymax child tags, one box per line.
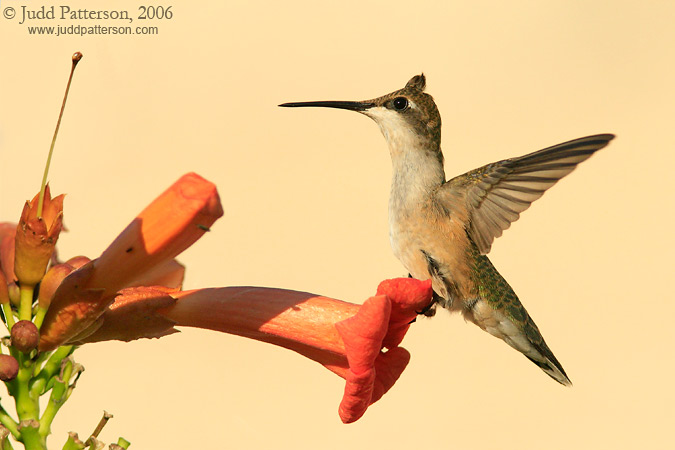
<box><xmin>519</xmin><ymin>305</ymin><xmax>572</xmax><ymax>386</ymax></box>
<box><xmin>464</xmin><ymin>247</ymin><xmax>572</xmax><ymax>386</ymax></box>
<box><xmin>465</xmin><ymin>296</ymin><xmax>572</xmax><ymax>386</ymax></box>
<box><xmin>525</xmin><ymin>355</ymin><xmax>571</xmax><ymax>386</ymax></box>
<box><xmin>524</xmin><ymin>335</ymin><xmax>572</xmax><ymax>386</ymax></box>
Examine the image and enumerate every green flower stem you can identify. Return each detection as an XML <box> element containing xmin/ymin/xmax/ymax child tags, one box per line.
<box><xmin>18</xmin><ymin>286</ymin><xmax>34</xmax><ymax>322</ymax></box>
<box><xmin>116</xmin><ymin>437</ymin><xmax>130</xmax><ymax>449</ymax></box>
<box><xmin>18</xmin><ymin>421</ymin><xmax>44</xmax><ymax>450</ymax></box>
<box><xmin>38</xmin><ymin>359</ymin><xmax>73</xmax><ymax>437</ymax></box>
<box><xmin>38</xmin><ymin>398</ymin><xmax>61</xmax><ymax>438</ymax></box>
<box><xmin>0</xmin><ymin>407</ymin><xmax>19</xmax><ymax>440</ymax></box>
<box><xmin>0</xmin><ymin>424</ymin><xmax>13</xmax><ymax>450</ymax></box>
<box><xmin>29</xmin><ymin>346</ymin><xmax>74</xmax><ymax>398</ymax></box>
<box><xmin>31</xmin><ymin>351</ymin><xmax>53</xmax><ymax>378</ymax></box>
<box><xmin>14</xmin><ymin>355</ymin><xmax>39</xmax><ymax>422</ymax></box>
<box><xmin>33</xmin><ymin>308</ymin><xmax>47</xmax><ymax>331</ymax></box>
<box><xmin>61</xmin><ymin>433</ymin><xmax>84</xmax><ymax>450</ymax></box>
<box><xmin>2</xmin><ymin>436</ymin><xmax>14</xmax><ymax>450</ymax></box>
<box><xmin>1</xmin><ymin>303</ymin><xmax>15</xmax><ymax>329</ymax></box>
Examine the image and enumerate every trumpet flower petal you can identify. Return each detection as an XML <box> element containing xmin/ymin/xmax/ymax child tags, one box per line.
<box><xmin>38</xmin><ymin>173</ymin><xmax>222</xmax><ymax>351</ymax></box>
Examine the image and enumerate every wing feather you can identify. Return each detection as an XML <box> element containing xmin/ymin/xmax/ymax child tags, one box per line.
<box><xmin>438</xmin><ymin>134</ymin><xmax>614</xmax><ymax>254</ymax></box>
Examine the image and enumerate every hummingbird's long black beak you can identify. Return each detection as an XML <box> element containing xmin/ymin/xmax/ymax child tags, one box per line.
<box><xmin>278</xmin><ymin>100</ymin><xmax>374</xmax><ymax>111</ymax></box>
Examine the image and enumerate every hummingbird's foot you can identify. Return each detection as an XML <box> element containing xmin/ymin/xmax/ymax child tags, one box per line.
<box><xmin>417</xmin><ymin>302</ymin><xmax>437</xmax><ymax>317</ymax></box>
<box><xmin>416</xmin><ymin>292</ymin><xmax>441</xmax><ymax>317</ymax></box>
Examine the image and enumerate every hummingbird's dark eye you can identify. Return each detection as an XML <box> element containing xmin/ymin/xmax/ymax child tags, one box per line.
<box><xmin>392</xmin><ymin>97</ymin><xmax>409</xmax><ymax>111</ymax></box>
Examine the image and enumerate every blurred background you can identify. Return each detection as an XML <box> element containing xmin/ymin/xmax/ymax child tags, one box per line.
<box><xmin>1</xmin><ymin>1</ymin><xmax>673</xmax><ymax>449</ymax></box>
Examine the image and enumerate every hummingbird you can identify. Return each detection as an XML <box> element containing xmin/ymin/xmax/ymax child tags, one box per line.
<box><xmin>279</xmin><ymin>74</ymin><xmax>613</xmax><ymax>386</ymax></box>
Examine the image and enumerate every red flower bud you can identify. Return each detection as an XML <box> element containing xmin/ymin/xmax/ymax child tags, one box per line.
<box><xmin>37</xmin><ymin>263</ymin><xmax>75</xmax><ymax>310</ymax></box>
<box><xmin>0</xmin><ymin>355</ymin><xmax>19</xmax><ymax>381</ymax></box>
<box><xmin>0</xmin><ymin>223</ymin><xmax>16</xmax><ymax>282</ymax></box>
<box><xmin>0</xmin><ymin>270</ymin><xmax>9</xmax><ymax>305</ymax></box>
<box><xmin>11</xmin><ymin>320</ymin><xmax>39</xmax><ymax>353</ymax></box>
<box><xmin>64</xmin><ymin>255</ymin><xmax>91</xmax><ymax>269</ymax></box>
<box><xmin>7</xmin><ymin>282</ymin><xmax>20</xmax><ymax>307</ymax></box>
<box><xmin>14</xmin><ymin>185</ymin><xmax>65</xmax><ymax>286</ymax></box>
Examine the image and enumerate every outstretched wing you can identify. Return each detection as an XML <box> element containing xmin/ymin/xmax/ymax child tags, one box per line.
<box><xmin>439</xmin><ymin>134</ymin><xmax>614</xmax><ymax>254</ymax></box>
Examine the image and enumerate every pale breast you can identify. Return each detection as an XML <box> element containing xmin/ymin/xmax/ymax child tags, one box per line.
<box><xmin>389</xmin><ymin>215</ymin><xmax>432</xmax><ymax>278</ymax></box>
<box><xmin>389</xmin><ymin>200</ymin><xmax>474</xmax><ymax>304</ymax></box>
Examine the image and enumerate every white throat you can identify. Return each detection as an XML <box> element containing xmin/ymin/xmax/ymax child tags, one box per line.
<box><xmin>363</xmin><ymin>106</ymin><xmax>445</xmax><ymax>209</ymax></box>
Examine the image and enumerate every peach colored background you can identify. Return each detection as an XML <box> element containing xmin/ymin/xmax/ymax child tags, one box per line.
<box><xmin>1</xmin><ymin>1</ymin><xmax>673</xmax><ymax>449</ymax></box>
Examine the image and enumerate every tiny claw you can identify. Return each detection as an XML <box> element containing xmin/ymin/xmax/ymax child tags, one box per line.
<box><xmin>415</xmin><ymin>305</ymin><xmax>435</xmax><ymax>316</ymax></box>
<box><xmin>415</xmin><ymin>293</ymin><xmax>441</xmax><ymax>316</ymax></box>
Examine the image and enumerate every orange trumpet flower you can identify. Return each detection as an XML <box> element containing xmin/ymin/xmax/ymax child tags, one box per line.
<box><xmin>76</xmin><ymin>278</ymin><xmax>433</xmax><ymax>423</ymax></box>
<box><xmin>38</xmin><ymin>172</ymin><xmax>223</xmax><ymax>351</ymax></box>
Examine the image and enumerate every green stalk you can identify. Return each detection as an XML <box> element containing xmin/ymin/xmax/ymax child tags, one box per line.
<box><xmin>31</xmin><ymin>351</ymin><xmax>53</xmax><ymax>378</ymax></box>
<box><xmin>116</xmin><ymin>437</ymin><xmax>131</xmax><ymax>449</ymax></box>
<box><xmin>2</xmin><ymin>303</ymin><xmax>15</xmax><ymax>329</ymax></box>
<box><xmin>18</xmin><ymin>286</ymin><xmax>34</xmax><ymax>322</ymax></box>
<box><xmin>38</xmin><ymin>359</ymin><xmax>73</xmax><ymax>437</ymax></box>
<box><xmin>18</xmin><ymin>421</ymin><xmax>44</xmax><ymax>450</ymax></box>
<box><xmin>14</xmin><ymin>354</ymin><xmax>39</xmax><ymax>422</ymax></box>
<box><xmin>0</xmin><ymin>424</ymin><xmax>11</xmax><ymax>450</ymax></box>
<box><xmin>61</xmin><ymin>433</ymin><xmax>84</xmax><ymax>450</ymax></box>
<box><xmin>0</xmin><ymin>407</ymin><xmax>19</xmax><ymax>440</ymax></box>
<box><xmin>33</xmin><ymin>307</ymin><xmax>47</xmax><ymax>331</ymax></box>
<box><xmin>2</xmin><ymin>435</ymin><xmax>14</xmax><ymax>450</ymax></box>
<box><xmin>38</xmin><ymin>398</ymin><xmax>61</xmax><ymax>438</ymax></box>
<box><xmin>29</xmin><ymin>346</ymin><xmax>73</xmax><ymax>398</ymax></box>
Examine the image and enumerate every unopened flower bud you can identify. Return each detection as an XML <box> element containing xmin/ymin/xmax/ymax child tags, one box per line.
<box><xmin>0</xmin><ymin>355</ymin><xmax>19</xmax><ymax>381</ymax></box>
<box><xmin>11</xmin><ymin>320</ymin><xmax>39</xmax><ymax>353</ymax></box>
<box><xmin>7</xmin><ymin>282</ymin><xmax>20</xmax><ymax>307</ymax></box>
<box><xmin>14</xmin><ymin>185</ymin><xmax>65</xmax><ymax>287</ymax></box>
<box><xmin>0</xmin><ymin>223</ymin><xmax>16</xmax><ymax>282</ymax></box>
<box><xmin>38</xmin><ymin>263</ymin><xmax>75</xmax><ymax>310</ymax></box>
<box><xmin>64</xmin><ymin>255</ymin><xmax>91</xmax><ymax>270</ymax></box>
<box><xmin>0</xmin><ymin>271</ymin><xmax>8</xmax><ymax>305</ymax></box>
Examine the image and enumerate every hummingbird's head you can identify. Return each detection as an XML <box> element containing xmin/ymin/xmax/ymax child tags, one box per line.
<box><xmin>280</xmin><ymin>74</ymin><xmax>442</xmax><ymax>156</ymax></box>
